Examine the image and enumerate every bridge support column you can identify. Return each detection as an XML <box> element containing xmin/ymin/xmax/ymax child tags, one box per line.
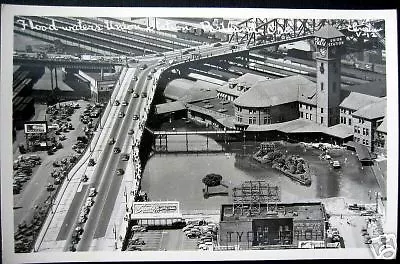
<box><xmin>165</xmin><ymin>134</ymin><xmax>168</xmax><ymax>152</ymax></box>
<box><xmin>49</xmin><ymin>67</ymin><xmax>55</xmax><ymax>100</ymax></box>
<box><xmin>185</xmin><ymin>132</ymin><xmax>188</xmax><ymax>152</ymax></box>
<box><xmin>54</xmin><ymin>67</ymin><xmax>59</xmax><ymax>91</ymax></box>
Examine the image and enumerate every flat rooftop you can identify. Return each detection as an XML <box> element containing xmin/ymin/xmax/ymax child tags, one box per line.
<box><xmin>221</xmin><ymin>202</ymin><xmax>326</xmax><ymax>222</ymax></box>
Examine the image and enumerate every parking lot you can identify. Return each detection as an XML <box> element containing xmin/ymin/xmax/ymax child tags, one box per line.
<box><xmin>13</xmin><ymin>100</ymin><xmax>103</xmax><ymax>252</ymax></box>
<box><xmin>125</xmin><ymin>220</ymin><xmax>218</xmax><ymax>251</ymax></box>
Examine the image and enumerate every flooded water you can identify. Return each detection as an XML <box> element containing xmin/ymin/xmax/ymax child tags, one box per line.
<box><xmin>142</xmin><ymin>126</ymin><xmax>380</xmax><ymax>212</ymax></box>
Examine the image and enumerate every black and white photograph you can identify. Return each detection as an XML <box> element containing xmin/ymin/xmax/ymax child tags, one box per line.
<box><xmin>1</xmin><ymin>5</ymin><xmax>398</xmax><ymax>263</ymax></box>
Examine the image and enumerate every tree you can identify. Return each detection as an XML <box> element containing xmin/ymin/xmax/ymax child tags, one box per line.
<box><xmin>202</xmin><ymin>173</ymin><xmax>223</xmax><ymax>192</ymax></box>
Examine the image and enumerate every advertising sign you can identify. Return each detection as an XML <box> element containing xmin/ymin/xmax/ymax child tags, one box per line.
<box><xmin>132</xmin><ymin>201</ymin><xmax>180</xmax><ymax>219</ymax></box>
<box><xmin>24</xmin><ymin>121</ymin><xmax>48</xmax><ymax>134</ymax></box>
<box><xmin>298</xmin><ymin>241</ymin><xmax>325</xmax><ymax>249</ymax></box>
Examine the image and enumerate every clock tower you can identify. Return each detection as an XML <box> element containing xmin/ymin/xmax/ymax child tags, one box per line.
<box><xmin>314</xmin><ymin>25</ymin><xmax>345</xmax><ymax>127</ymax></box>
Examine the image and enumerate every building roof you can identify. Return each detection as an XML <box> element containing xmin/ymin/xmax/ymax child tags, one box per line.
<box><xmin>233</xmin><ymin>75</ymin><xmax>316</xmax><ymax>108</ymax></box>
<box><xmin>339</xmin><ymin>92</ymin><xmax>385</xmax><ymax>111</ymax></box>
<box><xmin>246</xmin><ymin>118</ymin><xmax>353</xmax><ymax>139</ymax></box>
<box><xmin>376</xmin><ymin>117</ymin><xmax>387</xmax><ymax>133</ymax></box>
<box><xmin>344</xmin><ymin>141</ymin><xmax>375</xmax><ymax>161</ymax></box>
<box><xmin>217</xmin><ymin>73</ymin><xmax>269</xmax><ymax>98</ymax></box>
<box><xmin>352</xmin><ymin>98</ymin><xmax>386</xmax><ymax>120</ymax></box>
<box><xmin>341</xmin><ymin>80</ymin><xmax>386</xmax><ymax>98</ymax></box>
<box><xmin>314</xmin><ymin>25</ymin><xmax>345</xmax><ymax>39</ymax></box>
<box><xmin>164</xmin><ymin>78</ymin><xmax>219</xmax><ymax>103</ymax></box>
<box><xmin>221</xmin><ymin>202</ymin><xmax>326</xmax><ymax>222</ymax></box>
<box><xmin>155</xmin><ymin>101</ymin><xmax>186</xmax><ymax>115</ymax></box>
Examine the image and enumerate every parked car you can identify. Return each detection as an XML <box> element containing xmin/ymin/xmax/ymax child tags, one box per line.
<box><xmin>141</xmin><ymin>92</ymin><xmax>147</xmax><ymax>98</ymax></box>
<box><xmin>118</xmin><ymin>111</ymin><xmax>125</xmax><ymax>118</ymax></box>
<box><xmin>122</xmin><ymin>154</ymin><xmax>129</xmax><ymax>161</ymax></box>
<box><xmin>133</xmin><ymin>75</ymin><xmax>138</xmax><ymax>81</ymax></box>
<box><xmin>128</xmin><ymin>129</ymin><xmax>134</xmax><ymax>135</ymax></box>
<box><xmin>128</xmin><ymin>88</ymin><xmax>134</xmax><ymax>93</ymax></box>
<box><xmin>133</xmin><ymin>115</ymin><xmax>139</xmax><ymax>120</ymax></box>
<box><xmin>114</xmin><ymin>100</ymin><xmax>120</xmax><ymax>106</ymax></box>
<box><xmin>108</xmin><ymin>138</ymin><xmax>115</xmax><ymax>145</ymax></box>
<box><xmin>88</xmin><ymin>158</ymin><xmax>95</xmax><ymax>166</ymax></box>
<box><xmin>122</xmin><ymin>101</ymin><xmax>128</xmax><ymax>106</ymax></box>
<box><xmin>133</xmin><ymin>92</ymin><xmax>139</xmax><ymax>98</ymax></box>
<box><xmin>113</xmin><ymin>147</ymin><xmax>121</xmax><ymax>154</ymax></box>
<box><xmin>140</xmin><ymin>64</ymin><xmax>147</xmax><ymax>70</ymax></box>
<box><xmin>116</xmin><ymin>169</ymin><xmax>125</xmax><ymax>176</ymax></box>
<box><xmin>147</xmin><ymin>75</ymin><xmax>152</xmax><ymax>80</ymax></box>
<box><xmin>89</xmin><ymin>187</ymin><xmax>96</xmax><ymax>197</ymax></box>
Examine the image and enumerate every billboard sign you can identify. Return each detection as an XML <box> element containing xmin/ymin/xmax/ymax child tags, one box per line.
<box><xmin>24</xmin><ymin>121</ymin><xmax>48</xmax><ymax>134</ymax></box>
<box><xmin>298</xmin><ymin>241</ymin><xmax>325</xmax><ymax>249</ymax></box>
<box><xmin>132</xmin><ymin>201</ymin><xmax>180</xmax><ymax>219</ymax></box>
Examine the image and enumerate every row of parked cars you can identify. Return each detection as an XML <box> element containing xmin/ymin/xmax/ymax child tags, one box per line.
<box><xmin>182</xmin><ymin>220</ymin><xmax>218</xmax><ymax>250</ymax></box>
<box><xmin>13</xmin><ymin>154</ymin><xmax>41</xmax><ymax>194</ymax></box>
<box><xmin>69</xmin><ymin>187</ymin><xmax>97</xmax><ymax>251</ymax></box>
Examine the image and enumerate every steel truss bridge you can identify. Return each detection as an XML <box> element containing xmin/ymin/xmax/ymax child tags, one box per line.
<box><xmin>228</xmin><ymin>18</ymin><xmax>385</xmax><ymax>49</ymax></box>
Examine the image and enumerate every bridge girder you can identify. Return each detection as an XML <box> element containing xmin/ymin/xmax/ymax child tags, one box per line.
<box><xmin>229</xmin><ymin>18</ymin><xmax>385</xmax><ymax>49</ymax></box>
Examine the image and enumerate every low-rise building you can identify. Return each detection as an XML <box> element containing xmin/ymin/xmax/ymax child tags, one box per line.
<box><xmin>233</xmin><ymin>75</ymin><xmax>315</xmax><ymax>126</ymax></box>
<box><xmin>374</xmin><ymin>117</ymin><xmax>386</xmax><ymax>155</ymax></box>
<box><xmin>219</xmin><ymin>202</ymin><xmax>328</xmax><ymax>250</ymax></box>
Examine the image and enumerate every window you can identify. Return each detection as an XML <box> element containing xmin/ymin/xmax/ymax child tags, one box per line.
<box><xmin>340</xmin><ymin>116</ymin><xmax>343</xmax><ymax>123</ymax></box>
<box><xmin>320</xmin><ymin>82</ymin><xmax>324</xmax><ymax>91</ymax></box>
<box><xmin>237</xmin><ymin>116</ymin><xmax>242</xmax><ymax>122</ymax></box>
<box><xmin>249</xmin><ymin>117</ymin><xmax>256</xmax><ymax>124</ymax></box>
<box><xmin>321</xmin><ymin>108</ymin><xmax>324</xmax><ymax>113</ymax></box>
<box><xmin>237</xmin><ymin>106</ymin><xmax>242</xmax><ymax>112</ymax></box>
<box><xmin>306</xmin><ymin>113</ymin><xmax>308</xmax><ymax>119</ymax></box>
<box><xmin>321</xmin><ymin>117</ymin><xmax>324</xmax><ymax>124</ymax></box>
<box><xmin>349</xmin><ymin>118</ymin><xmax>352</xmax><ymax>125</ymax></box>
<box><xmin>310</xmin><ymin>106</ymin><xmax>313</xmax><ymax>111</ymax></box>
<box><xmin>310</xmin><ymin>114</ymin><xmax>312</xmax><ymax>121</ymax></box>
<box><xmin>363</xmin><ymin>128</ymin><xmax>366</xmax><ymax>135</ymax></box>
<box><xmin>264</xmin><ymin>116</ymin><xmax>271</xmax><ymax>124</ymax></box>
<box><xmin>366</xmin><ymin>140</ymin><xmax>369</xmax><ymax>146</ymax></box>
<box><xmin>249</xmin><ymin>108</ymin><xmax>257</xmax><ymax>114</ymax></box>
<box><xmin>300</xmin><ymin>111</ymin><xmax>304</xmax><ymax>118</ymax></box>
<box><xmin>343</xmin><ymin>117</ymin><xmax>346</xmax><ymax>125</ymax></box>
<box><xmin>299</xmin><ymin>103</ymin><xmax>302</xmax><ymax>108</ymax></box>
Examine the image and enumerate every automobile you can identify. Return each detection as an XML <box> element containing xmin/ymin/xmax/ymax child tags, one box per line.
<box><xmin>141</xmin><ymin>92</ymin><xmax>147</xmax><ymax>98</ymax></box>
<box><xmin>182</xmin><ymin>224</ymin><xmax>194</xmax><ymax>232</ymax></box>
<box><xmin>147</xmin><ymin>75</ymin><xmax>152</xmax><ymax>80</ymax></box>
<box><xmin>213</xmin><ymin>42</ymin><xmax>222</xmax><ymax>47</ymax></box>
<box><xmin>128</xmin><ymin>88</ymin><xmax>134</xmax><ymax>93</ymax></box>
<box><xmin>361</xmin><ymin>211</ymin><xmax>374</xmax><ymax>216</ymax></box>
<box><xmin>204</xmin><ymin>242</ymin><xmax>213</xmax><ymax>246</ymax></box>
<box><xmin>118</xmin><ymin>111</ymin><xmax>125</xmax><ymax>118</ymax></box>
<box><xmin>88</xmin><ymin>158</ymin><xmax>95</xmax><ymax>166</ymax></box>
<box><xmin>364</xmin><ymin>235</ymin><xmax>372</xmax><ymax>244</ymax></box>
<box><xmin>133</xmin><ymin>115</ymin><xmax>139</xmax><ymax>120</ymax></box>
<box><xmin>108</xmin><ymin>138</ymin><xmax>115</xmax><ymax>145</ymax></box>
<box><xmin>81</xmin><ymin>174</ymin><xmax>88</xmax><ymax>182</ymax></box>
<box><xmin>133</xmin><ymin>75</ymin><xmax>138</xmax><ymax>81</ymax></box>
<box><xmin>113</xmin><ymin>147</ymin><xmax>121</xmax><ymax>154</ymax></box>
<box><xmin>122</xmin><ymin>154</ymin><xmax>129</xmax><ymax>161</ymax></box>
<box><xmin>128</xmin><ymin>129</ymin><xmax>134</xmax><ymax>135</ymax></box>
<box><xmin>362</xmin><ymin>230</ymin><xmax>369</xmax><ymax>236</ymax></box>
<box><xmin>156</xmin><ymin>53</ymin><xmax>164</xmax><ymax>57</ymax></box>
<box><xmin>116</xmin><ymin>169</ymin><xmax>125</xmax><ymax>176</ymax></box>
<box><xmin>75</xmin><ymin>225</ymin><xmax>84</xmax><ymax>233</ymax></box>
<box><xmin>230</xmin><ymin>44</ymin><xmax>237</xmax><ymax>49</ymax></box>
<box><xmin>133</xmin><ymin>92</ymin><xmax>139</xmax><ymax>98</ymax></box>
<box><xmin>140</xmin><ymin>64</ymin><xmax>147</xmax><ymax>70</ymax></box>
<box><xmin>151</xmin><ymin>68</ymin><xmax>157</xmax><ymax>73</ymax></box>
<box><xmin>59</xmin><ymin>134</ymin><xmax>66</xmax><ymax>141</ymax></box>
<box><xmin>46</xmin><ymin>184</ymin><xmax>54</xmax><ymax>191</ymax></box>
<box><xmin>122</xmin><ymin>101</ymin><xmax>128</xmax><ymax>106</ymax></box>
<box><xmin>89</xmin><ymin>187</ymin><xmax>96</xmax><ymax>197</ymax></box>
<box><xmin>114</xmin><ymin>100</ymin><xmax>120</xmax><ymax>106</ymax></box>
<box><xmin>86</xmin><ymin>197</ymin><xmax>94</xmax><ymax>206</ymax></box>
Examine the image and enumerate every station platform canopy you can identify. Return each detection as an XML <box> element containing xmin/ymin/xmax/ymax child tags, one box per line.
<box><xmin>247</xmin><ymin>118</ymin><xmax>353</xmax><ymax>139</ymax></box>
<box><xmin>155</xmin><ymin>101</ymin><xmax>186</xmax><ymax>115</ymax></box>
<box><xmin>344</xmin><ymin>141</ymin><xmax>376</xmax><ymax>162</ymax></box>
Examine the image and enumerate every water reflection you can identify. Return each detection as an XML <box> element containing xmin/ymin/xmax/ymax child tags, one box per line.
<box><xmin>143</xmin><ymin>134</ymin><xmax>380</xmax><ymax>212</ymax></box>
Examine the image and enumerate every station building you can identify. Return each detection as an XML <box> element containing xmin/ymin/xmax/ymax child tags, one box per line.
<box><xmin>218</xmin><ymin>202</ymin><xmax>328</xmax><ymax>249</ymax></box>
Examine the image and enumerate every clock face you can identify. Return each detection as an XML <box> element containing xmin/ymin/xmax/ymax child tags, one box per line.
<box><xmin>319</xmin><ymin>47</ymin><xmax>327</xmax><ymax>57</ymax></box>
